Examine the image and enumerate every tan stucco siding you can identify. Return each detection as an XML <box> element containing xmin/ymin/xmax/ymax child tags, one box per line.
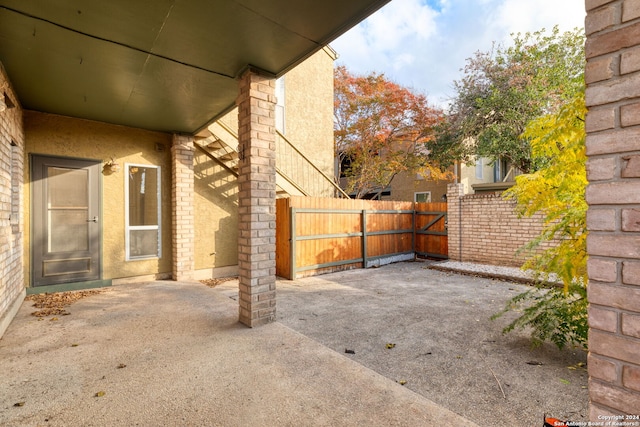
<box><xmin>193</xmin><ymin>151</ymin><xmax>238</xmax><ymax>271</ymax></box>
<box><xmin>23</xmin><ymin>111</ymin><xmax>173</xmax><ymax>283</ymax></box>
<box><xmin>283</xmin><ymin>49</ymin><xmax>336</xmax><ymax>189</ymax></box>
<box><xmin>386</xmin><ymin>171</ymin><xmax>450</xmax><ymax>202</ymax></box>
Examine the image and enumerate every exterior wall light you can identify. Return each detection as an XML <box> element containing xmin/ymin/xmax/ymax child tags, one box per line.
<box><xmin>103</xmin><ymin>158</ymin><xmax>121</xmax><ymax>174</ymax></box>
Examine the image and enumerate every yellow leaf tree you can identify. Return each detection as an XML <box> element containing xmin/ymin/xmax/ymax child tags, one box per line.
<box><xmin>495</xmin><ymin>90</ymin><xmax>588</xmax><ymax>350</ymax></box>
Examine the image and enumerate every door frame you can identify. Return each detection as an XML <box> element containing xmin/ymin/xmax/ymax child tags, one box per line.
<box><xmin>29</xmin><ymin>154</ymin><xmax>108</xmax><ymax>293</ymax></box>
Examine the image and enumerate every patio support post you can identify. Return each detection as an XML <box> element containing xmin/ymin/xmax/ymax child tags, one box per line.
<box><xmin>236</xmin><ymin>67</ymin><xmax>277</xmax><ymax>327</ymax></box>
<box><xmin>171</xmin><ymin>134</ymin><xmax>195</xmax><ymax>281</ymax></box>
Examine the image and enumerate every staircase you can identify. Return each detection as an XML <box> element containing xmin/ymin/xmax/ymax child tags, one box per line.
<box><xmin>194</xmin><ymin>121</ymin><xmax>349</xmax><ymax>199</ymax></box>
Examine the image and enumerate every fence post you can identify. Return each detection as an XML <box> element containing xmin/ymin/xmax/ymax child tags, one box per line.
<box><xmin>361</xmin><ymin>209</ymin><xmax>368</xmax><ymax>268</ymax></box>
<box><xmin>290</xmin><ymin>207</ymin><xmax>296</xmax><ymax>279</ymax></box>
<box><xmin>412</xmin><ymin>203</ymin><xmax>417</xmax><ymax>258</ymax></box>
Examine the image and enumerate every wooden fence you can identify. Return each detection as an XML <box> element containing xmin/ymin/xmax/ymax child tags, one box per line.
<box><xmin>276</xmin><ymin>196</ymin><xmax>447</xmax><ymax>279</ymax></box>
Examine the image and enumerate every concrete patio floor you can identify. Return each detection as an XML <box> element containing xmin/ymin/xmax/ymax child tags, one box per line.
<box><xmin>0</xmin><ymin>261</ymin><xmax>587</xmax><ymax>426</ymax></box>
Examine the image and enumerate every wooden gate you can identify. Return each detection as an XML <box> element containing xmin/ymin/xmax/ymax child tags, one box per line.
<box><xmin>414</xmin><ymin>202</ymin><xmax>448</xmax><ymax>260</ymax></box>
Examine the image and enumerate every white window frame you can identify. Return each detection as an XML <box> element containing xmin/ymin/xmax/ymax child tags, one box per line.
<box><xmin>125</xmin><ymin>163</ymin><xmax>161</xmax><ymax>261</ymax></box>
<box><xmin>414</xmin><ymin>191</ymin><xmax>431</xmax><ymax>203</ymax></box>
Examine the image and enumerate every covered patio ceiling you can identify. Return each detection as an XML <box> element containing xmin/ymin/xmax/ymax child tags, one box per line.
<box><xmin>0</xmin><ymin>0</ymin><xmax>389</xmax><ymax>134</ymax></box>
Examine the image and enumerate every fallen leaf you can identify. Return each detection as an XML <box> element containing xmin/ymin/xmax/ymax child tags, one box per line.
<box><xmin>117</xmin><ymin>363</ymin><xmax>127</xmax><ymax>369</ymax></box>
<box><xmin>13</xmin><ymin>402</ymin><xmax>25</xmax><ymax>407</ymax></box>
<box><xmin>95</xmin><ymin>391</ymin><xmax>105</xmax><ymax>397</ymax></box>
<box><xmin>50</xmin><ymin>317</ymin><xmax>58</xmax><ymax>321</ymax></box>
<box><xmin>559</xmin><ymin>378</ymin><xmax>570</xmax><ymax>385</ymax></box>
<box><xmin>71</xmin><ymin>344</ymin><xmax>79</xmax><ymax>347</ymax></box>
<box><xmin>345</xmin><ymin>349</ymin><xmax>355</xmax><ymax>354</ymax></box>
<box><xmin>398</xmin><ymin>380</ymin><xmax>407</xmax><ymax>385</ymax></box>
<box><xmin>385</xmin><ymin>343</ymin><xmax>396</xmax><ymax>349</ymax></box>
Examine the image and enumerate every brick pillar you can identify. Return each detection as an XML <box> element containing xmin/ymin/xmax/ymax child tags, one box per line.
<box><xmin>446</xmin><ymin>183</ymin><xmax>464</xmax><ymax>262</ymax></box>
<box><xmin>171</xmin><ymin>134</ymin><xmax>195</xmax><ymax>281</ymax></box>
<box><xmin>236</xmin><ymin>67</ymin><xmax>277</xmax><ymax>327</ymax></box>
<box><xmin>585</xmin><ymin>0</ymin><xmax>640</xmax><ymax>417</ymax></box>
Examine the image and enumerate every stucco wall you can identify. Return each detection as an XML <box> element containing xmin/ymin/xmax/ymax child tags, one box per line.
<box><xmin>283</xmin><ymin>47</ymin><xmax>336</xmax><ymax>181</ymax></box>
<box><xmin>460</xmin><ymin>157</ymin><xmax>498</xmax><ymax>194</ymax></box>
<box><xmin>0</xmin><ymin>63</ymin><xmax>25</xmax><ymax>336</ymax></box>
<box><xmin>193</xmin><ymin>150</ymin><xmax>238</xmax><ymax>273</ymax></box>
<box><xmin>386</xmin><ymin>171</ymin><xmax>450</xmax><ymax>202</ymax></box>
<box><xmin>24</xmin><ymin>111</ymin><xmax>173</xmax><ymax>283</ymax></box>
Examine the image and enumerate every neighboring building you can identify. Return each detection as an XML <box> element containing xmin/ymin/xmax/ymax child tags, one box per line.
<box><xmin>379</xmin><ymin>156</ymin><xmax>520</xmax><ymax>203</ymax></box>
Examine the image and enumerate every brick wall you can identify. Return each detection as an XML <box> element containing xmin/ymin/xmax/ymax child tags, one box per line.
<box><xmin>0</xmin><ymin>62</ymin><xmax>24</xmax><ymax>336</ymax></box>
<box><xmin>447</xmin><ymin>184</ymin><xmax>554</xmax><ymax>267</ymax></box>
<box><xmin>236</xmin><ymin>68</ymin><xmax>277</xmax><ymax>327</ymax></box>
<box><xmin>171</xmin><ymin>134</ymin><xmax>195</xmax><ymax>281</ymax></box>
<box><xmin>585</xmin><ymin>0</ymin><xmax>640</xmax><ymax>417</ymax></box>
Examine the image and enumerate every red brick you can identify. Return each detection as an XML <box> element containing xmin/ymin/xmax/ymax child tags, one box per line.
<box><xmin>586</xmin><ymin>0</ymin><xmax>614</xmax><ymax>12</ymax></box>
<box><xmin>586</xmin><ymin>21</ymin><xmax>640</xmax><ymax>59</ymax></box>
<box><xmin>622</xmin><ymin>208</ymin><xmax>640</xmax><ymax>231</ymax></box>
<box><xmin>589</xmin><ymin>403</ymin><xmax>620</xmax><ymax>422</ymax></box>
<box><xmin>589</xmin><ymin>234</ymin><xmax>640</xmax><ymax>258</ymax></box>
<box><xmin>590</xmin><ymin>329</ymin><xmax>640</xmax><ymax>367</ymax></box>
<box><xmin>588</xmin><ymin>258</ymin><xmax>618</xmax><ymax>282</ymax></box>
<box><xmin>588</xmin><ymin>353</ymin><xmax>618</xmax><ymax>382</ymax></box>
<box><xmin>587</xmin><ymin>107</ymin><xmax>616</xmax><ymax>132</ymax></box>
<box><xmin>587</xmin><ymin>182</ymin><xmax>640</xmax><ymax>204</ymax></box>
<box><xmin>587</xmin><ymin>209</ymin><xmax>616</xmax><ymax>231</ymax></box>
<box><xmin>621</xmin><ymin>155</ymin><xmax>640</xmax><ymax>178</ymax></box>
<box><xmin>587</xmin><ymin>157</ymin><xmax>616</xmax><ymax>181</ymax></box>
<box><xmin>587</xmin><ymin>73</ymin><xmax>640</xmax><ymax>107</ymax></box>
<box><xmin>622</xmin><ymin>364</ymin><xmax>640</xmax><ymax>392</ymax></box>
<box><xmin>589</xmin><ymin>282</ymin><xmax>640</xmax><ymax>312</ymax></box>
<box><xmin>622</xmin><ymin>313</ymin><xmax>640</xmax><ymax>339</ymax></box>
<box><xmin>586</xmin><ymin>128</ymin><xmax>640</xmax><ymax>155</ymax></box>
<box><xmin>621</xmin><ymin>46</ymin><xmax>640</xmax><ymax>75</ymax></box>
<box><xmin>589</xmin><ymin>305</ymin><xmax>619</xmax><ymax>332</ymax></box>
<box><xmin>589</xmin><ymin>379</ymin><xmax>640</xmax><ymax>415</ymax></box>
<box><xmin>623</xmin><ymin>0</ymin><xmax>640</xmax><ymax>22</ymax></box>
<box><xmin>622</xmin><ymin>261</ymin><xmax>640</xmax><ymax>286</ymax></box>
<box><xmin>586</xmin><ymin>5</ymin><xmax>616</xmax><ymax>35</ymax></box>
<box><xmin>622</xmin><ymin>103</ymin><xmax>640</xmax><ymax>127</ymax></box>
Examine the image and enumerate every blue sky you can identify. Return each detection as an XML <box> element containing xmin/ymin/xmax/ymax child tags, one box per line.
<box><xmin>331</xmin><ymin>0</ymin><xmax>586</xmax><ymax>108</ymax></box>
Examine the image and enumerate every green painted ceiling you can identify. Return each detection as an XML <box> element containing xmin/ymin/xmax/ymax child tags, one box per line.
<box><xmin>0</xmin><ymin>0</ymin><xmax>389</xmax><ymax>134</ymax></box>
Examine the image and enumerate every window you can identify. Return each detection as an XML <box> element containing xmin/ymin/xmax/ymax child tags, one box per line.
<box><xmin>475</xmin><ymin>158</ymin><xmax>484</xmax><ymax>179</ymax></box>
<box><xmin>125</xmin><ymin>164</ymin><xmax>161</xmax><ymax>260</ymax></box>
<box><xmin>414</xmin><ymin>192</ymin><xmax>431</xmax><ymax>203</ymax></box>
<box><xmin>494</xmin><ymin>158</ymin><xmax>508</xmax><ymax>182</ymax></box>
<box><xmin>275</xmin><ymin>77</ymin><xmax>285</xmax><ymax>134</ymax></box>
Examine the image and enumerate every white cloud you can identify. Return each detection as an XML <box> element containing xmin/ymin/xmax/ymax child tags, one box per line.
<box><xmin>332</xmin><ymin>0</ymin><xmax>586</xmax><ymax>108</ymax></box>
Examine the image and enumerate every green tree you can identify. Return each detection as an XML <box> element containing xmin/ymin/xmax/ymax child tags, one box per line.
<box><xmin>432</xmin><ymin>26</ymin><xmax>585</xmax><ymax>173</ymax></box>
<box><xmin>334</xmin><ymin>66</ymin><xmax>446</xmax><ymax>198</ymax></box>
<box><xmin>493</xmin><ymin>90</ymin><xmax>588</xmax><ymax>350</ymax></box>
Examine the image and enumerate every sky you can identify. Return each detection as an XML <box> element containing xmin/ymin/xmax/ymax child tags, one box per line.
<box><xmin>331</xmin><ymin>0</ymin><xmax>586</xmax><ymax>109</ymax></box>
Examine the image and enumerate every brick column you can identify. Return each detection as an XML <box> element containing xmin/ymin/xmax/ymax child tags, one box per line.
<box><xmin>236</xmin><ymin>67</ymin><xmax>277</xmax><ymax>327</ymax></box>
<box><xmin>171</xmin><ymin>134</ymin><xmax>195</xmax><ymax>281</ymax></box>
<box><xmin>446</xmin><ymin>183</ymin><xmax>464</xmax><ymax>262</ymax></box>
<box><xmin>585</xmin><ymin>0</ymin><xmax>640</xmax><ymax>417</ymax></box>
